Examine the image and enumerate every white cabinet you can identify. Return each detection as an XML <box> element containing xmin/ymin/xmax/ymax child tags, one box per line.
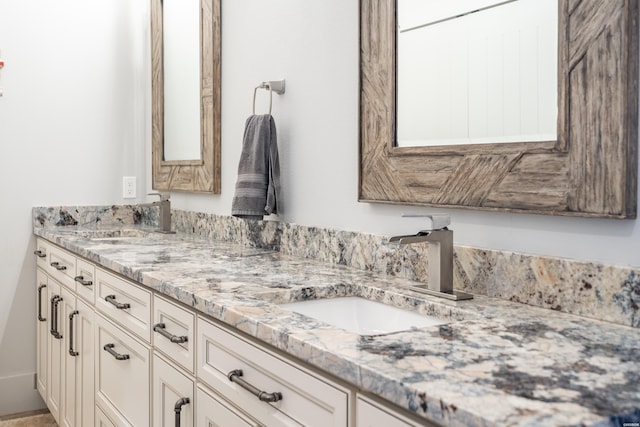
<box><xmin>60</xmin><ymin>288</ymin><xmax>95</xmax><ymax>427</ymax></box>
<box><xmin>36</xmin><ymin>268</ymin><xmax>49</xmax><ymax>400</ymax></box>
<box><xmin>196</xmin><ymin>385</ymin><xmax>259</xmax><ymax>427</ymax></box>
<box><xmin>153</xmin><ymin>354</ymin><xmax>194</xmax><ymax>427</ymax></box>
<box><xmin>153</xmin><ymin>295</ymin><xmax>195</xmax><ymax>374</ymax></box>
<box><xmin>35</xmin><ymin>237</ymin><xmax>433</xmax><ymax>427</ymax></box>
<box><xmin>95</xmin><ymin>268</ymin><xmax>152</xmax><ymax>343</ymax></box>
<box><xmin>95</xmin><ymin>313</ymin><xmax>151</xmax><ymax>427</ymax></box>
<box><xmin>197</xmin><ymin>316</ymin><xmax>350</xmax><ymax>427</ymax></box>
<box><xmin>37</xmin><ymin>243</ymin><xmax>95</xmax><ymax>427</ymax></box>
<box><xmin>46</xmin><ymin>277</ymin><xmax>64</xmax><ymax>424</ymax></box>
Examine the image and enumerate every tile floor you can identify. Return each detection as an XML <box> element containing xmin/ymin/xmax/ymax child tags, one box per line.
<box><xmin>0</xmin><ymin>411</ymin><xmax>57</xmax><ymax>427</ymax></box>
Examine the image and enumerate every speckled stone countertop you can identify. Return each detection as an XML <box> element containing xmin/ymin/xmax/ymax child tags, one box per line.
<box><xmin>33</xmin><ymin>225</ymin><xmax>640</xmax><ymax>427</ymax></box>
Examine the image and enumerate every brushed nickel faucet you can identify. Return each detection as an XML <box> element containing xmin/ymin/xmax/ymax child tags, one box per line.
<box><xmin>138</xmin><ymin>192</ymin><xmax>175</xmax><ymax>234</ymax></box>
<box><xmin>389</xmin><ymin>214</ymin><xmax>472</xmax><ymax>301</ymax></box>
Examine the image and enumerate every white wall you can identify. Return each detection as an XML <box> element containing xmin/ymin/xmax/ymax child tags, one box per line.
<box><xmin>0</xmin><ymin>0</ymin><xmax>638</xmax><ymax>415</ymax></box>
<box><xmin>170</xmin><ymin>0</ymin><xmax>640</xmax><ymax>268</ymax></box>
<box><xmin>0</xmin><ymin>0</ymin><xmax>148</xmax><ymax>414</ymax></box>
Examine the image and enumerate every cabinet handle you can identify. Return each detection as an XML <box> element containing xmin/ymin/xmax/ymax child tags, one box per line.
<box><xmin>37</xmin><ymin>284</ymin><xmax>47</xmax><ymax>322</ymax></box>
<box><xmin>68</xmin><ymin>310</ymin><xmax>79</xmax><ymax>356</ymax></box>
<box><xmin>50</xmin><ymin>261</ymin><xmax>67</xmax><ymax>271</ymax></box>
<box><xmin>74</xmin><ymin>276</ymin><xmax>93</xmax><ymax>286</ymax></box>
<box><xmin>227</xmin><ymin>369</ymin><xmax>283</xmax><ymax>403</ymax></box>
<box><xmin>103</xmin><ymin>343</ymin><xmax>130</xmax><ymax>360</ymax></box>
<box><xmin>50</xmin><ymin>296</ymin><xmax>63</xmax><ymax>339</ymax></box>
<box><xmin>34</xmin><ymin>250</ymin><xmax>46</xmax><ymax>258</ymax></box>
<box><xmin>174</xmin><ymin>397</ymin><xmax>190</xmax><ymax>427</ymax></box>
<box><xmin>105</xmin><ymin>295</ymin><xmax>130</xmax><ymax>310</ymax></box>
<box><xmin>153</xmin><ymin>323</ymin><xmax>188</xmax><ymax>344</ymax></box>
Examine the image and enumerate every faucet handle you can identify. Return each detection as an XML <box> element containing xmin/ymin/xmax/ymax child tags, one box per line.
<box><xmin>402</xmin><ymin>213</ymin><xmax>450</xmax><ymax>230</ymax></box>
<box><xmin>147</xmin><ymin>192</ymin><xmax>170</xmax><ymax>202</ymax></box>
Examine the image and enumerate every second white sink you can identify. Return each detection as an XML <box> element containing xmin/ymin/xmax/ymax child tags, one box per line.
<box><xmin>279</xmin><ymin>296</ymin><xmax>446</xmax><ymax>335</ymax></box>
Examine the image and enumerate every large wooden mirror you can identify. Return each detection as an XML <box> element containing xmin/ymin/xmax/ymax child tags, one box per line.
<box><xmin>151</xmin><ymin>0</ymin><xmax>221</xmax><ymax>193</ymax></box>
<box><xmin>359</xmin><ymin>0</ymin><xmax>638</xmax><ymax>218</ymax></box>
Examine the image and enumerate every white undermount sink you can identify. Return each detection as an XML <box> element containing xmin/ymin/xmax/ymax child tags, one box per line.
<box><xmin>279</xmin><ymin>296</ymin><xmax>446</xmax><ymax>335</ymax></box>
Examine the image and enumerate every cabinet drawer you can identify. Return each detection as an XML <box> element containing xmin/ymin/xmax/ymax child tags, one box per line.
<box><xmin>75</xmin><ymin>258</ymin><xmax>96</xmax><ymax>304</ymax></box>
<box><xmin>197</xmin><ymin>385</ymin><xmax>259</xmax><ymax>427</ymax></box>
<box><xmin>34</xmin><ymin>238</ymin><xmax>50</xmax><ymax>270</ymax></box>
<box><xmin>197</xmin><ymin>316</ymin><xmax>349</xmax><ymax>427</ymax></box>
<box><xmin>96</xmin><ymin>314</ymin><xmax>150</xmax><ymax>427</ymax></box>
<box><xmin>48</xmin><ymin>244</ymin><xmax>77</xmax><ymax>289</ymax></box>
<box><xmin>153</xmin><ymin>296</ymin><xmax>195</xmax><ymax>373</ymax></box>
<box><xmin>95</xmin><ymin>268</ymin><xmax>152</xmax><ymax>343</ymax></box>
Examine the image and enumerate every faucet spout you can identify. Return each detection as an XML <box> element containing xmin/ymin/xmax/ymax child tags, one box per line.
<box><xmin>138</xmin><ymin>192</ymin><xmax>174</xmax><ymax>234</ymax></box>
<box><xmin>389</xmin><ymin>216</ymin><xmax>472</xmax><ymax>301</ymax></box>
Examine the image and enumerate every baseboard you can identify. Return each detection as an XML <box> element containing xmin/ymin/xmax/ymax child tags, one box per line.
<box><xmin>0</xmin><ymin>372</ymin><xmax>46</xmax><ymax>417</ymax></box>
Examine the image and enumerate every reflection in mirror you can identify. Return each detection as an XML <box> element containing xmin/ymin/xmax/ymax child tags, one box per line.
<box><xmin>151</xmin><ymin>0</ymin><xmax>221</xmax><ymax>194</ymax></box>
<box><xmin>397</xmin><ymin>0</ymin><xmax>557</xmax><ymax>147</ymax></box>
<box><xmin>163</xmin><ymin>0</ymin><xmax>201</xmax><ymax>161</ymax></box>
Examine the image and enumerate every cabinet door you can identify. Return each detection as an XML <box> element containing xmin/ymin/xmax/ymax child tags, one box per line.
<box><xmin>60</xmin><ymin>287</ymin><xmax>77</xmax><ymax>427</ymax></box>
<box><xmin>196</xmin><ymin>386</ymin><xmax>259</xmax><ymax>427</ymax></box>
<box><xmin>96</xmin><ymin>405</ymin><xmax>118</xmax><ymax>427</ymax></box>
<box><xmin>96</xmin><ymin>314</ymin><xmax>150</xmax><ymax>427</ymax></box>
<box><xmin>36</xmin><ymin>268</ymin><xmax>49</xmax><ymax>400</ymax></box>
<box><xmin>152</xmin><ymin>355</ymin><xmax>194</xmax><ymax>427</ymax></box>
<box><xmin>47</xmin><ymin>278</ymin><xmax>64</xmax><ymax>425</ymax></box>
<box><xmin>63</xmin><ymin>300</ymin><xmax>95</xmax><ymax>427</ymax></box>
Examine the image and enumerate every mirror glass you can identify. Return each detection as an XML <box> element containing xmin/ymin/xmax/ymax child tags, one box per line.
<box><xmin>163</xmin><ymin>0</ymin><xmax>201</xmax><ymax>161</ymax></box>
<box><xmin>151</xmin><ymin>0</ymin><xmax>221</xmax><ymax>194</ymax></box>
<box><xmin>397</xmin><ymin>0</ymin><xmax>558</xmax><ymax>147</ymax></box>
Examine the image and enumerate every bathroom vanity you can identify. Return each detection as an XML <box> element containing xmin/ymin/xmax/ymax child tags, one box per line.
<box><xmin>32</xmin><ymin>212</ymin><xmax>640</xmax><ymax>426</ymax></box>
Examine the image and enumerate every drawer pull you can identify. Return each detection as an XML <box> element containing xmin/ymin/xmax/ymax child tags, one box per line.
<box><xmin>227</xmin><ymin>369</ymin><xmax>283</xmax><ymax>403</ymax></box>
<box><xmin>153</xmin><ymin>323</ymin><xmax>188</xmax><ymax>344</ymax></box>
<box><xmin>34</xmin><ymin>250</ymin><xmax>47</xmax><ymax>258</ymax></box>
<box><xmin>174</xmin><ymin>397</ymin><xmax>190</xmax><ymax>427</ymax></box>
<box><xmin>50</xmin><ymin>262</ymin><xmax>67</xmax><ymax>271</ymax></box>
<box><xmin>37</xmin><ymin>284</ymin><xmax>47</xmax><ymax>322</ymax></box>
<box><xmin>74</xmin><ymin>276</ymin><xmax>93</xmax><ymax>286</ymax></box>
<box><xmin>68</xmin><ymin>310</ymin><xmax>79</xmax><ymax>356</ymax></box>
<box><xmin>103</xmin><ymin>343</ymin><xmax>130</xmax><ymax>360</ymax></box>
<box><xmin>105</xmin><ymin>295</ymin><xmax>130</xmax><ymax>310</ymax></box>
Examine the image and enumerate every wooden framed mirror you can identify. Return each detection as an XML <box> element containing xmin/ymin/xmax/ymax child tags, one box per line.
<box><xmin>359</xmin><ymin>0</ymin><xmax>638</xmax><ymax>218</ymax></box>
<box><xmin>151</xmin><ymin>0</ymin><xmax>221</xmax><ymax>193</ymax></box>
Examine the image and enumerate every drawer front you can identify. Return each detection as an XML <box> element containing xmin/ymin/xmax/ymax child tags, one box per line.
<box><xmin>75</xmin><ymin>258</ymin><xmax>96</xmax><ymax>304</ymax></box>
<box><xmin>95</xmin><ymin>268</ymin><xmax>151</xmax><ymax>343</ymax></box>
<box><xmin>153</xmin><ymin>296</ymin><xmax>195</xmax><ymax>373</ymax></box>
<box><xmin>152</xmin><ymin>355</ymin><xmax>194</xmax><ymax>427</ymax></box>
<box><xmin>197</xmin><ymin>385</ymin><xmax>259</xmax><ymax>427</ymax></box>
<box><xmin>34</xmin><ymin>238</ymin><xmax>50</xmax><ymax>270</ymax></box>
<box><xmin>96</xmin><ymin>314</ymin><xmax>150</xmax><ymax>427</ymax></box>
<box><xmin>197</xmin><ymin>317</ymin><xmax>349</xmax><ymax>427</ymax></box>
<box><xmin>48</xmin><ymin>244</ymin><xmax>77</xmax><ymax>289</ymax></box>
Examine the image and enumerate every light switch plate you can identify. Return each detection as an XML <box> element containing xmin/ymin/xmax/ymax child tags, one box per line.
<box><xmin>123</xmin><ymin>176</ymin><xmax>136</xmax><ymax>199</ymax></box>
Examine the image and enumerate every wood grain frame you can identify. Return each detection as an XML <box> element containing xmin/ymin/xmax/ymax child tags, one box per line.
<box><xmin>151</xmin><ymin>0</ymin><xmax>221</xmax><ymax>194</ymax></box>
<box><xmin>359</xmin><ymin>0</ymin><xmax>638</xmax><ymax>218</ymax></box>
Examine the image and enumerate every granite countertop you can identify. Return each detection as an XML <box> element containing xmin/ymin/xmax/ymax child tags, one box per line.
<box><xmin>33</xmin><ymin>225</ymin><xmax>640</xmax><ymax>427</ymax></box>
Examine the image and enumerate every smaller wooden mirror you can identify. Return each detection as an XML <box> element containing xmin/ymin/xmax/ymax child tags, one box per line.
<box><xmin>151</xmin><ymin>0</ymin><xmax>221</xmax><ymax>193</ymax></box>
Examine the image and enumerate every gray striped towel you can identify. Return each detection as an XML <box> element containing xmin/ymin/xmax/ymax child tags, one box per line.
<box><xmin>231</xmin><ymin>114</ymin><xmax>280</xmax><ymax>219</ymax></box>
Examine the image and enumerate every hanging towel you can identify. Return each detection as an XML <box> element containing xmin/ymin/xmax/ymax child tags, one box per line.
<box><xmin>232</xmin><ymin>114</ymin><xmax>280</xmax><ymax>219</ymax></box>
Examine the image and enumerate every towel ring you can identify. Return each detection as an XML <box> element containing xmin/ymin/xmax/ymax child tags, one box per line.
<box><xmin>252</xmin><ymin>80</ymin><xmax>286</xmax><ymax>115</ymax></box>
<box><xmin>253</xmin><ymin>83</ymin><xmax>273</xmax><ymax>115</ymax></box>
